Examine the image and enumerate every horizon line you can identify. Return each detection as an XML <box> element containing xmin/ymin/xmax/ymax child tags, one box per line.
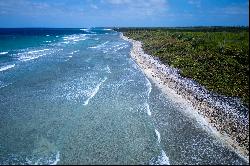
<box><xmin>0</xmin><ymin>25</ymin><xmax>249</xmax><ymax>29</ymax></box>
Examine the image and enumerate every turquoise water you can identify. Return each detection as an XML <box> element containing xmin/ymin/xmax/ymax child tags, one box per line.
<box><xmin>0</xmin><ymin>28</ymin><xmax>247</xmax><ymax>165</ymax></box>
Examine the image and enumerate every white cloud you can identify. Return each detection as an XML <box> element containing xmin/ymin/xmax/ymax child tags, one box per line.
<box><xmin>222</xmin><ymin>6</ymin><xmax>249</xmax><ymax>15</ymax></box>
<box><xmin>211</xmin><ymin>4</ymin><xmax>249</xmax><ymax>15</ymax></box>
<box><xmin>0</xmin><ymin>0</ymin><xmax>85</xmax><ymax>17</ymax></box>
<box><xmin>104</xmin><ymin>0</ymin><xmax>168</xmax><ymax>17</ymax></box>
<box><xmin>187</xmin><ymin>0</ymin><xmax>201</xmax><ymax>8</ymax></box>
<box><xmin>105</xmin><ymin>0</ymin><xmax>132</xmax><ymax>5</ymax></box>
<box><xmin>0</xmin><ymin>0</ymin><xmax>52</xmax><ymax>15</ymax></box>
<box><xmin>90</xmin><ymin>4</ymin><xmax>98</xmax><ymax>9</ymax></box>
<box><xmin>106</xmin><ymin>0</ymin><xmax>167</xmax><ymax>8</ymax></box>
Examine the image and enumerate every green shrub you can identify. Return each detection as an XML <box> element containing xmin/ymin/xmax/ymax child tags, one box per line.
<box><xmin>120</xmin><ymin>27</ymin><xmax>249</xmax><ymax>106</ymax></box>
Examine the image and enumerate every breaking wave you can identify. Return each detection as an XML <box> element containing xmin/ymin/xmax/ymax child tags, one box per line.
<box><xmin>0</xmin><ymin>64</ymin><xmax>15</xmax><ymax>72</ymax></box>
<box><xmin>83</xmin><ymin>77</ymin><xmax>107</xmax><ymax>106</ymax></box>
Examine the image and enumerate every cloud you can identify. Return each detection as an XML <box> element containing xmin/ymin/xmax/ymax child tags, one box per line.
<box><xmin>221</xmin><ymin>6</ymin><xmax>249</xmax><ymax>15</ymax></box>
<box><xmin>105</xmin><ymin>0</ymin><xmax>132</xmax><ymax>5</ymax></box>
<box><xmin>104</xmin><ymin>0</ymin><xmax>168</xmax><ymax>17</ymax></box>
<box><xmin>0</xmin><ymin>0</ymin><xmax>168</xmax><ymax>19</ymax></box>
<box><xmin>0</xmin><ymin>0</ymin><xmax>85</xmax><ymax>16</ymax></box>
<box><xmin>90</xmin><ymin>4</ymin><xmax>98</xmax><ymax>9</ymax></box>
<box><xmin>106</xmin><ymin>0</ymin><xmax>167</xmax><ymax>8</ymax></box>
<box><xmin>187</xmin><ymin>0</ymin><xmax>201</xmax><ymax>8</ymax></box>
<box><xmin>0</xmin><ymin>0</ymin><xmax>49</xmax><ymax>15</ymax></box>
<box><xmin>211</xmin><ymin>3</ymin><xmax>249</xmax><ymax>15</ymax></box>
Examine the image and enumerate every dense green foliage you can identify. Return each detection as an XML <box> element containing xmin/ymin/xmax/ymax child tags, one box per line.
<box><xmin>117</xmin><ymin>27</ymin><xmax>249</xmax><ymax>106</ymax></box>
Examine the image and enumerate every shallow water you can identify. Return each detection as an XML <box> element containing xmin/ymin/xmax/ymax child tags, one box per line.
<box><xmin>0</xmin><ymin>28</ymin><xmax>247</xmax><ymax>165</ymax></box>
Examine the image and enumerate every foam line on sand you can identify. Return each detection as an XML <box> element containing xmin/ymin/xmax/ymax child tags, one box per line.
<box><xmin>120</xmin><ymin>32</ymin><xmax>249</xmax><ymax>162</ymax></box>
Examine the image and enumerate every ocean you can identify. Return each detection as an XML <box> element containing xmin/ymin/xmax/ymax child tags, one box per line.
<box><xmin>0</xmin><ymin>28</ymin><xmax>247</xmax><ymax>165</ymax></box>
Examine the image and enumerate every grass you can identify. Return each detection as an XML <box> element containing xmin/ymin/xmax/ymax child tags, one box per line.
<box><xmin>116</xmin><ymin>27</ymin><xmax>249</xmax><ymax>106</ymax></box>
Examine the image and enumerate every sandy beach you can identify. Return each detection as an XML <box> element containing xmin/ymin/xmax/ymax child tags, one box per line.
<box><xmin>120</xmin><ymin>33</ymin><xmax>249</xmax><ymax>162</ymax></box>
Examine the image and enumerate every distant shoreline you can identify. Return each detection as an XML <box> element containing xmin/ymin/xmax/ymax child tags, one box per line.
<box><xmin>120</xmin><ymin>32</ymin><xmax>249</xmax><ymax>163</ymax></box>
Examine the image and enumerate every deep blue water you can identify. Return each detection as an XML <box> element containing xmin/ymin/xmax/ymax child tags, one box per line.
<box><xmin>0</xmin><ymin>28</ymin><xmax>247</xmax><ymax>165</ymax></box>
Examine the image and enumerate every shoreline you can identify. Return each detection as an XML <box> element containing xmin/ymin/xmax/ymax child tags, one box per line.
<box><xmin>120</xmin><ymin>33</ymin><xmax>249</xmax><ymax>162</ymax></box>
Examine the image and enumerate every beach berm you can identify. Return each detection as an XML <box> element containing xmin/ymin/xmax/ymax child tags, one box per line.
<box><xmin>119</xmin><ymin>29</ymin><xmax>249</xmax><ymax>162</ymax></box>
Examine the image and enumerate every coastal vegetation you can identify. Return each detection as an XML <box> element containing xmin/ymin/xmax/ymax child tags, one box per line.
<box><xmin>116</xmin><ymin>27</ymin><xmax>249</xmax><ymax>106</ymax></box>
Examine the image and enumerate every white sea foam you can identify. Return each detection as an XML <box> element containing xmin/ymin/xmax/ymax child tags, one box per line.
<box><xmin>27</xmin><ymin>49</ymin><xmax>50</xmax><ymax>54</ymax></box>
<box><xmin>45</xmin><ymin>41</ymin><xmax>52</xmax><ymax>43</ymax></box>
<box><xmin>105</xmin><ymin>65</ymin><xmax>111</xmax><ymax>73</ymax></box>
<box><xmin>113</xmin><ymin>43</ymin><xmax>123</xmax><ymax>48</ymax></box>
<box><xmin>62</xmin><ymin>41</ymin><xmax>70</xmax><ymax>44</ymax></box>
<box><xmin>46</xmin><ymin>35</ymin><xmax>50</xmax><ymax>37</ymax></box>
<box><xmin>80</xmin><ymin>28</ymin><xmax>97</xmax><ymax>34</ymax></box>
<box><xmin>62</xmin><ymin>34</ymin><xmax>88</xmax><ymax>43</ymax></box>
<box><xmin>157</xmin><ymin>150</ymin><xmax>170</xmax><ymax>165</ymax></box>
<box><xmin>150</xmin><ymin>150</ymin><xmax>170</xmax><ymax>165</ymax></box>
<box><xmin>89</xmin><ymin>41</ymin><xmax>109</xmax><ymax>49</ymax></box>
<box><xmin>18</xmin><ymin>54</ymin><xmax>45</xmax><ymax>62</ymax></box>
<box><xmin>145</xmin><ymin>102</ymin><xmax>151</xmax><ymax>116</ymax></box>
<box><xmin>144</xmin><ymin>77</ymin><xmax>152</xmax><ymax>116</ymax></box>
<box><xmin>0</xmin><ymin>51</ymin><xmax>8</xmax><ymax>55</ymax></box>
<box><xmin>25</xmin><ymin>151</ymin><xmax>60</xmax><ymax>165</ymax></box>
<box><xmin>83</xmin><ymin>77</ymin><xmax>107</xmax><ymax>106</ymax></box>
<box><xmin>145</xmin><ymin>77</ymin><xmax>152</xmax><ymax>97</ymax></box>
<box><xmin>112</xmin><ymin>43</ymin><xmax>128</xmax><ymax>52</ymax></box>
<box><xmin>89</xmin><ymin>42</ymin><xmax>126</xmax><ymax>53</ymax></box>
<box><xmin>51</xmin><ymin>151</ymin><xmax>60</xmax><ymax>165</ymax></box>
<box><xmin>85</xmin><ymin>57</ymin><xmax>92</xmax><ymax>62</ymax></box>
<box><xmin>155</xmin><ymin>129</ymin><xmax>161</xmax><ymax>143</ymax></box>
<box><xmin>104</xmin><ymin>28</ymin><xmax>112</xmax><ymax>31</ymax></box>
<box><xmin>80</xmin><ymin>28</ymin><xmax>89</xmax><ymax>31</ymax></box>
<box><xmin>0</xmin><ymin>81</ymin><xmax>4</xmax><ymax>88</ymax></box>
<box><xmin>69</xmin><ymin>50</ymin><xmax>79</xmax><ymax>54</ymax></box>
<box><xmin>0</xmin><ymin>64</ymin><xmax>15</xmax><ymax>72</ymax></box>
<box><xmin>17</xmin><ymin>48</ymin><xmax>55</xmax><ymax>62</ymax></box>
<box><xmin>58</xmin><ymin>76</ymin><xmax>95</xmax><ymax>102</ymax></box>
<box><xmin>0</xmin><ymin>81</ymin><xmax>11</xmax><ymax>89</ymax></box>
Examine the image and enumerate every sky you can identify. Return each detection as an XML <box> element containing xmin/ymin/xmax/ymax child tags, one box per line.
<box><xmin>0</xmin><ymin>0</ymin><xmax>249</xmax><ymax>27</ymax></box>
